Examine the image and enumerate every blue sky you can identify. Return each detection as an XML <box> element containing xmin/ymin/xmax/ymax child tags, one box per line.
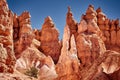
<box><xmin>7</xmin><ymin>0</ymin><xmax>120</xmax><ymax>39</ymax></box>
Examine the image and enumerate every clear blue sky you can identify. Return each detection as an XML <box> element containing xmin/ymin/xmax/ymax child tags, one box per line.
<box><xmin>7</xmin><ymin>0</ymin><xmax>120</xmax><ymax>39</ymax></box>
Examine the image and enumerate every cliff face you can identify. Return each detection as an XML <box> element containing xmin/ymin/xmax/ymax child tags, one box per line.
<box><xmin>0</xmin><ymin>0</ymin><xmax>15</xmax><ymax>73</ymax></box>
<box><xmin>0</xmin><ymin>0</ymin><xmax>120</xmax><ymax>80</ymax></box>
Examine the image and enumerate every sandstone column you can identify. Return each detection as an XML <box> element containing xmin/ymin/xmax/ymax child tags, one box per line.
<box><xmin>110</xmin><ymin>20</ymin><xmax>117</xmax><ymax>45</ymax></box>
<box><xmin>39</xmin><ymin>16</ymin><xmax>61</xmax><ymax>63</ymax></box>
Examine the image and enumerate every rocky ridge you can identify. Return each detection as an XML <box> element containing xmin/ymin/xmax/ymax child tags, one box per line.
<box><xmin>0</xmin><ymin>0</ymin><xmax>120</xmax><ymax>80</ymax></box>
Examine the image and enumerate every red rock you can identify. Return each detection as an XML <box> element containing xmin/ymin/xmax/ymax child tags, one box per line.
<box><xmin>33</xmin><ymin>29</ymin><xmax>41</xmax><ymax>41</ymax></box>
<box><xmin>0</xmin><ymin>1</ymin><xmax>120</xmax><ymax>80</ymax></box>
<box><xmin>109</xmin><ymin>69</ymin><xmax>120</xmax><ymax>80</ymax></box>
<box><xmin>13</xmin><ymin>14</ymin><xmax>19</xmax><ymax>28</ymax></box>
<box><xmin>101</xmin><ymin>51</ymin><xmax>120</xmax><ymax>74</ymax></box>
<box><xmin>66</xmin><ymin>6</ymin><xmax>78</xmax><ymax>35</ymax></box>
<box><xmin>56</xmin><ymin>25</ymin><xmax>80</xmax><ymax>80</ymax></box>
<box><xmin>14</xmin><ymin>11</ymin><xmax>34</xmax><ymax>59</ymax></box>
<box><xmin>116</xmin><ymin>19</ymin><xmax>120</xmax><ymax>46</ymax></box>
<box><xmin>84</xmin><ymin>5</ymin><xmax>97</xmax><ymax>22</ymax></box>
<box><xmin>15</xmin><ymin>46</ymin><xmax>45</xmax><ymax>73</ymax></box>
<box><xmin>78</xmin><ymin>19</ymin><xmax>87</xmax><ymax>33</ymax></box>
<box><xmin>80</xmin><ymin>50</ymin><xmax>120</xmax><ymax>80</ymax></box>
<box><xmin>39</xmin><ymin>16</ymin><xmax>61</xmax><ymax>63</ymax></box>
<box><xmin>76</xmin><ymin>33</ymin><xmax>106</xmax><ymax>67</ymax></box>
<box><xmin>0</xmin><ymin>0</ymin><xmax>15</xmax><ymax>73</ymax></box>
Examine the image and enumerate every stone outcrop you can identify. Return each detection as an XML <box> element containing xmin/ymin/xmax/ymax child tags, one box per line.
<box><xmin>33</xmin><ymin>29</ymin><xmax>41</xmax><ymax>41</ymax></box>
<box><xmin>0</xmin><ymin>0</ymin><xmax>15</xmax><ymax>73</ymax></box>
<box><xmin>15</xmin><ymin>46</ymin><xmax>45</xmax><ymax>73</ymax></box>
<box><xmin>38</xmin><ymin>56</ymin><xmax>57</xmax><ymax>80</ymax></box>
<box><xmin>56</xmin><ymin>25</ymin><xmax>80</xmax><ymax>80</ymax></box>
<box><xmin>96</xmin><ymin>7</ymin><xmax>120</xmax><ymax>52</ymax></box>
<box><xmin>66</xmin><ymin>6</ymin><xmax>78</xmax><ymax>36</ymax></box>
<box><xmin>13</xmin><ymin>11</ymin><xmax>34</xmax><ymax>58</ymax></box>
<box><xmin>76</xmin><ymin>33</ymin><xmax>106</xmax><ymax>67</ymax></box>
<box><xmin>80</xmin><ymin>50</ymin><xmax>120</xmax><ymax>80</ymax></box>
<box><xmin>15</xmin><ymin>44</ymin><xmax>57</xmax><ymax>80</ymax></box>
<box><xmin>84</xmin><ymin>5</ymin><xmax>101</xmax><ymax>35</ymax></box>
<box><xmin>76</xmin><ymin>5</ymin><xmax>106</xmax><ymax>67</ymax></box>
<box><xmin>39</xmin><ymin>16</ymin><xmax>61</xmax><ymax>63</ymax></box>
<box><xmin>116</xmin><ymin>19</ymin><xmax>120</xmax><ymax>46</ymax></box>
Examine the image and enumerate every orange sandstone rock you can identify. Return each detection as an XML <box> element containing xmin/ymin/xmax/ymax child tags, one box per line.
<box><xmin>0</xmin><ymin>0</ymin><xmax>16</xmax><ymax>73</ymax></box>
<box><xmin>39</xmin><ymin>16</ymin><xmax>61</xmax><ymax>63</ymax></box>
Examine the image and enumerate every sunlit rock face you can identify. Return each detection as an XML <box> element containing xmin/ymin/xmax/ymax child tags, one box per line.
<box><xmin>76</xmin><ymin>33</ymin><xmax>106</xmax><ymax>67</ymax></box>
<box><xmin>96</xmin><ymin>7</ymin><xmax>120</xmax><ymax>53</ymax></box>
<box><xmin>38</xmin><ymin>56</ymin><xmax>58</xmax><ymax>80</ymax></box>
<box><xmin>0</xmin><ymin>0</ymin><xmax>120</xmax><ymax>80</ymax></box>
<box><xmin>76</xmin><ymin>5</ymin><xmax>106</xmax><ymax>67</ymax></box>
<box><xmin>55</xmin><ymin>25</ymin><xmax>80</xmax><ymax>80</ymax></box>
<box><xmin>39</xmin><ymin>16</ymin><xmax>61</xmax><ymax>63</ymax></box>
<box><xmin>66</xmin><ymin>6</ymin><xmax>78</xmax><ymax>37</ymax></box>
<box><xmin>0</xmin><ymin>0</ymin><xmax>15</xmax><ymax>73</ymax></box>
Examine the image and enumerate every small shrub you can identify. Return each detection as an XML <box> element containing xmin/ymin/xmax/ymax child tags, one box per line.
<box><xmin>25</xmin><ymin>67</ymin><xmax>38</xmax><ymax>78</ymax></box>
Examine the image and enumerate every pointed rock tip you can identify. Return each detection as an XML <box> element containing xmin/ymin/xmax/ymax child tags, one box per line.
<box><xmin>44</xmin><ymin>16</ymin><xmax>52</xmax><ymax>22</ymax></box>
<box><xmin>88</xmin><ymin>4</ymin><xmax>94</xmax><ymax>9</ymax></box>
<box><xmin>115</xmin><ymin>18</ymin><xmax>119</xmax><ymax>25</ymax></box>
<box><xmin>67</xmin><ymin>6</ymin><xmax>73</xmax><ymax>15</ymax></box>
<box><xmin>20</xmin><ymin>11</ymin><xmax>31</xmax><ymax>18</ymax></box>
<box><xmin>96</xmin><ymin>7</ymin><xmax>102</xmax><ymax>13</ymax></box>
<box><xmin>68</xmin><ymin>6</ymin><xmax>71</xmax><ymax>12</ymax></box>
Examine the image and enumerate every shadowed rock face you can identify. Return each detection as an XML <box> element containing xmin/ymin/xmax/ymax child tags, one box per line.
<box><xmin>0</xmin><ymin>1</ymin><xmax>120</xmax><ymax>80</ymax></box>
<box><xmin>13</xmin><ymin>11</ymin><xmax>34</xmax><ymax>59</ymax></box>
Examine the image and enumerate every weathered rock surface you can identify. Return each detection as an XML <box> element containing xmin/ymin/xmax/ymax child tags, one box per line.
<box><xmin>96</xmin><ymin>8</ymin><xmax>120</xmax><ymax>53</ymax></box>
<box><xmin>0</xmin><ymin>0</ymin><xmax>16</xmax><ymax>73</ymax></box>
<box><xmin>38</xmin><ymin>56</ymin><xmax>57</xmax><ymax>80</ymax></box>
<box><xmin>80</xmin><ymin>50</ymin><xmax>120</xmax><ymax>80</ymax></box>
<box><xmin>76</xmin><ymin>33</ymin><xmax>106</xmax><ymax>67</ymax></box>
<box><xmin>39</xmin><ymin>16</ymin><xmax>61</xmax><ymax>63</ymax></box>
<box><xmin>15</xmin><ymin>46</ymin><xmax>45</xmax><ymax>73</ymax></box>
<box><xmin>0</xmin><ymin>1</ymin><xmax>120</xmax><ymax>80</ymax></box>
<box><xmin>76</xmin><ymin>5</ymin><xmax>106</xmax><ymax>67</ymax></box>
<box><xmin>66</xmin><ymin>7</ymin><xmax>78</xmax><ymax>36</ymax></box>
<box><xmin>33</xmin><ymin>29</ymin><xmax>41</xmax><ymax>41</ymax></box>
<box><xmin>55</xmin><ymin>25</ymin><xmax>80</xmax><ymax>80</ymax></box>
<box><xmin>14</xmin><ymin>11</ymin><xmax>34</xmax><ymax>59</ymax></box>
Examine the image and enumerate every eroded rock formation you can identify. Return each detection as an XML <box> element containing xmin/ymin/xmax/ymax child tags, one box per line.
<box><xmin>13</xmin><ymin>11</ymin><xmax>34</xmax><ymax>59</ymax></box>
<box><xmin>96</xmin><ymin>8</ymin><xmax>120</xmax><ymax>52</ymax></box>
<box><xmin>0</xmin><ymin>0</ymin><xmax>120</xmax><ymax>80</ymax></box>
<box><xmin>0</xmin><ymin>0</ymin><xmax>15</xmax><ymax>73</ymax></box>
<box><xmin>76</xmin><ymin>5</ymin><xmax>106</xmax><ymax>67</ymax></box>
<box><xmin>39</xmin><ymin>16</ymin><xmax>61</xmax><ymax>63</ymax></box>
<box><xmin>56</xmin><ymin>25</ymin><xmax>80</xmax><ymax>80</ymax></box>
<box><xmin>66</xmin><ymin>6</ymin><xmax>78</xmax><ymax>36</ymax></box>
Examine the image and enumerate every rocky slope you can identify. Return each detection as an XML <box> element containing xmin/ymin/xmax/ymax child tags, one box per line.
<box><xmin>0</xmin><ymin>0</ymin><xmax>120</xmax><ymax>80</ymax></box>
